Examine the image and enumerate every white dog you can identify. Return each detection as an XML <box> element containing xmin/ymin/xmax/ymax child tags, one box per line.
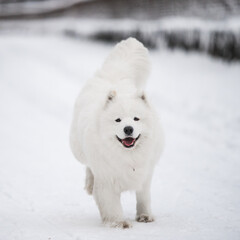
<box><xmin>70</xmin><ymin>38</ymin><xmax>164</xmax><ymax>228</ymax></box>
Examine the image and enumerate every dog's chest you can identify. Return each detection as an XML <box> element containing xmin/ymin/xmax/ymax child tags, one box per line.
<box><xmin>90</xmin><ymin>146</ymin><xmax>154</xmax><ymax>191</ymax></box>
<box><xmin>111</xmin><ymin>157</ymin><xmax>151</xmax><ymax>191</ymax></box>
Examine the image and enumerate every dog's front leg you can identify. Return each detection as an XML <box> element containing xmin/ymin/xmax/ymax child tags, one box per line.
<box><xmin>136</xmin><ymin>175</ymin><xmax>154</xmax><ymax>223</ymax></box>
<box><xmin>93</xmin><ymin>180</ymin><xmax>132</xmax><ymax>228</ymax></box>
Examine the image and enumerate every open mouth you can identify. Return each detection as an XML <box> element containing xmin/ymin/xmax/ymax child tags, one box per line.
<box><xmin>116</xmin><ymin>135</ymin><xmax>140</xmax><ymax>148</ymax></box>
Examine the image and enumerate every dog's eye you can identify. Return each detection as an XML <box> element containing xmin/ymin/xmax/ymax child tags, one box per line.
<box><xmin>115</xmin><ymin>118</ymin><xmax>121</xmax><ymax>122</ymax></box>
<box><xmin>134</xmin><ymin>117</ymin><xmax>140</xmax><ymax>121</ymax></box>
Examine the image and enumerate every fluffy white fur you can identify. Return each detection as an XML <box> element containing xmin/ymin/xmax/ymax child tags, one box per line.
<box><xmin>70</xmin><ymin>38</ymin><xmax>164</xmax><ymax>228</ymax></box>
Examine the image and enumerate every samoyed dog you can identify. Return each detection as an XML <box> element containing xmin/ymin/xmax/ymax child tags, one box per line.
<box><xmin>70</xmin><ymin>38</ymin><xmax>164</xmax><ymax>228</ymax></box>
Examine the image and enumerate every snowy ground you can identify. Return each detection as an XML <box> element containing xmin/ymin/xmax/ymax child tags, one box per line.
<box><xmin>0</xmin><ymin>34</ymin><xmax>240</xmax><ymax>240</ymax></box>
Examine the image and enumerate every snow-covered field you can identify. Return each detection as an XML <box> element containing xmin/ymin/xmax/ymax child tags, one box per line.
<box><xmin>0</xmin><ymin>34</ymin><xmax>240</xmax><ymax>240</ymax></box>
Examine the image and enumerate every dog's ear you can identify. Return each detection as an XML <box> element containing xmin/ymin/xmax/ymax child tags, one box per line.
<box><xmin>105</xmin><ymin>90</ymin><xmax>116</xmax><ymax>108</ymax></box>
<box><xmin>140</xmin><ymin>93</ymin><xmax>146</xmax><ymax>101</ymax></box>
<box><xmin>137</xmin><ymin>91</ymin><xmax>148</xmax><ymax>105</ymax></box>
<box><xmin>107</xmin><ymin>90</ymin><xmax>116</xmax><ymax>101</ymax></box>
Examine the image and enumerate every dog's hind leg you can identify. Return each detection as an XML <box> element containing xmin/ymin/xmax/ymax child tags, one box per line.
<box><xmin>84</xmin><ymin>167</ymin><xmax>94</xmax><ymax>195</ymax></box>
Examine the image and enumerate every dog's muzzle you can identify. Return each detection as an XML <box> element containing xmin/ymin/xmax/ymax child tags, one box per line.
<box><xmin>116</xmin><ymin>135</ymin><xmax>140</xmax><ymax>148</ymax></box>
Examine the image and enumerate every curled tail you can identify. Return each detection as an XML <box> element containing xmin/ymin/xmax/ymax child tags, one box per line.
<box><xmin>99</xmin><ymin>38</ymin><xmax>150</xmax><ymax>90</ymax></box>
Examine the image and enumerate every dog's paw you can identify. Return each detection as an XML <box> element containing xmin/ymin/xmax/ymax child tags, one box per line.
<box><xmin>112</xmin><ymin>220</ymin><xmax>132</xmax><ymax>229</ymax></box>
<box><xmin>136</xmin><ymin>214</ymin><xmax>154</xmax><ymax>223</ymax></box>
<box><xmin>105</xmin><ymin>220</ymin><xmax>132</xmax><ymax>229</ymax></box>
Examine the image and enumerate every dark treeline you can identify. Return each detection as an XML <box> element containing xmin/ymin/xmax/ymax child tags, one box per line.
<box><xmin>81</xmin><ymin>28</ymin><xmax>240</xmax><ymax>62</ymax></box>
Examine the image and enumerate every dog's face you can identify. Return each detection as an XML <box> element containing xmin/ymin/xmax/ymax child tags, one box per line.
<box><xmin>98</xmin><ymin>91</ymin><xmax>152</xmax><ymax>150</ymax></box>
<box><xmin>115</xmin><ymin>116</ymin><xmax>141</xmax><ymax>148</ymax></box>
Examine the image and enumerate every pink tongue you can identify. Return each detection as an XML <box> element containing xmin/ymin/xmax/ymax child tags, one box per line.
<box><xmin>123</xmin><ymin>138</ymin><xmax>135</xmax><ymax>146</ymax></box>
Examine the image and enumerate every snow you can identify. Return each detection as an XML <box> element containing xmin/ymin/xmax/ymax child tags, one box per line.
<box><xmin>0</xmin><ymin>34</ymin><xmax>240</xmax><ymax>240</ymax></box>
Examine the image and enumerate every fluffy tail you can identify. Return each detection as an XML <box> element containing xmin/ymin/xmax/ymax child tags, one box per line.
<box><xmin>99</xmin><ymin>38</ymin><xmax>150</xmax><ymax>90</ymax></box>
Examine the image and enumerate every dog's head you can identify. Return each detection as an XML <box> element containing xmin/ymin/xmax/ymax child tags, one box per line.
<box><xmin>98</xmin><ymin>90</ymin><xmax>153</xmax><ymax>150</ymax></box>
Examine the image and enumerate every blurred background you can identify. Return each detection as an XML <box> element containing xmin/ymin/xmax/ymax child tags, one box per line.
<box><xmin>1</xmin><ymin>0</ymin><xmax>240</xmax><ymax>60</ymax></box>
<box><xmin>0</xmin><ymin>1</ymin><xmax>240</xmax><ymax>240</ymax></box>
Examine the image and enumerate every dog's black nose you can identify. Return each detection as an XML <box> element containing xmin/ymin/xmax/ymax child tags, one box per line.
<box><xmin>124</xmin><ymin>126</ymin><xmax>134</xmax><ymax>135</ymax></box>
